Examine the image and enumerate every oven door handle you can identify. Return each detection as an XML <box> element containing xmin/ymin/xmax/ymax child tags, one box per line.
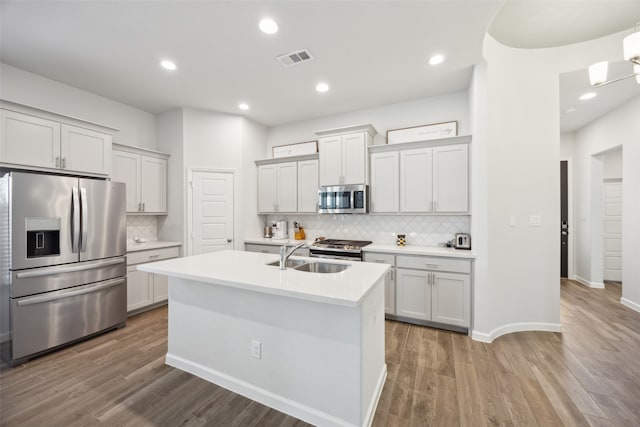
<box><xmin>16</xmin><ymin>278</ymin><xmax>125</xmax><ymax>306</ymax></box>
<box><xmin>16</xmin><ymin>257</ymin><xmax>125</xmax><ymax>279</ymax></box>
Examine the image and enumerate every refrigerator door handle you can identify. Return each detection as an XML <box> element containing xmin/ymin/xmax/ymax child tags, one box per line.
<box><xmin>72</xmin><ymin>187</ymin><xmax>80</xmax><ymax>252</ymax></box>
<box><xmin>16</xmin><ymin>278</ymin><xmax>125</xmax><ymax>306</ymax></box>
<box><xmin>80</xmin><ymin>187</ymin><xmax>88</xmax><ymax>252</ymax></box>
<box><xmin>15</xmin><ymin>256</ymin><xmax>125</xmax><ymax>279</ymax></box>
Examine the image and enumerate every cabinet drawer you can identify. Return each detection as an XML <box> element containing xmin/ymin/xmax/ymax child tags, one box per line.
<box><xmin>245</xmin><ymin>243</ymin><xmax>280</xmax><ymax>254</ymax></box>
<box><xmin>127</xmin><ymin>246</ymin><xmax>180</xmax><ymax>266</ymax></box>
<box><xmin>396</xmin><ymin>255</ymin><xmax>470</xmax><ymax>274</ymax></box>
<box><xmin>363</xmin><ymin>253</ymin><xmax>395</xmax><ymax>265</ymax></box>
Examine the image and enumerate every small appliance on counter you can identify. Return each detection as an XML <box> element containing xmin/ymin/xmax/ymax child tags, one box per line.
<box><xmin>272</xmin><ymin>220</ymin><xmax>287</xmax><ymax>239</ymax></box>
<box><xmin>454</xmin><ymin>233</ymin><xmax>471</xmax><ymax>250</ymax></box>
<box><xmin>264</xmin><ymin>226</ymin><xmax>273</xmax><ymax>238</ymax></box>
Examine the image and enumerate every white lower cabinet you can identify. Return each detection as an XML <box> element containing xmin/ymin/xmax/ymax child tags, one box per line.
<box><xmin>245</xmin><ymin>242</ymin><xmax>309</xmax><ymax>257</ymax></box>
<box><xmin>126</xmin><ymin>245</ymin><xmax>180</xmax><ymax>313</ymax></box>
<box><xmin>363</xmin><ymin>252</ymin><xmax>395</xmax><ymax>315</ymax></box>
<box><xmin>360</xmin><ymin>252</ymin><xmax>473</xmax><ymax>331</ymax></box>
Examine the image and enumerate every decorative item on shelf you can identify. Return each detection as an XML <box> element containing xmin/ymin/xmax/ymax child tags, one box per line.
<box><xmin>387</xmin><ymin>121</ymin><xmax>458</xmax><ymax>145</ymax></box>
<box><xmin>272</xmin><ymin>140</ymin><xmax>318</xmax><ymax>158</ymax></box>
<box><xmin>588</xmin><ymin>21</ymin><xmax>640</xmax><ymax>87</ymax></box>
<box><xmin>396</xmin><ymin>234</ymin><xmax>406</xmax><ymax>246</ymax></box>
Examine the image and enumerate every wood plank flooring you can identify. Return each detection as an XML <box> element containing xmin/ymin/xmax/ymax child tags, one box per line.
<box><xmin>2</xmin><ymin>279</ymin><xmax>639</xmax><ymax>426</ymax></box>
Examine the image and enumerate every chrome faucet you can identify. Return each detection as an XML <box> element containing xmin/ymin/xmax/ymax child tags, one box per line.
<box><xmin>280</xmin><ymin>241</ymin><xmax>307</xmax><ymax>270</ymax></box>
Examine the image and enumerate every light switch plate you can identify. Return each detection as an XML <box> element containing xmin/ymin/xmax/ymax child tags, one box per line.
<box><xmin>529</xmin><ymin>215</ymin><xmax>542</xmax><ymax>227</ymax></box>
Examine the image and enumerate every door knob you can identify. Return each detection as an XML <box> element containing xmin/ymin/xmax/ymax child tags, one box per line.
<box><xmin>227</xmin><ymin>238</ymin><xmax>233</xmax><ymax>243</ymax></box>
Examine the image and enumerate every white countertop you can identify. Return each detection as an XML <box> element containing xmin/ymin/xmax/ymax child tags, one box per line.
<box><xmin>127</xmin><ymin>240</ymin><xmax>182</xmax><ymax>252</ymax></box>
<box><xmin>137</xmin><ymin>249</ymin><xmax>388</xmax><ymax>308</ymax></box>
<box><xmin>244</xmin><ymin>238</ymin><xmax>314</xmax><ymax>246</ymax></box>
<box><xmin>364</xmin><ymin>244</ymin><xmax>475</xmax><ymax>259</ymax></box>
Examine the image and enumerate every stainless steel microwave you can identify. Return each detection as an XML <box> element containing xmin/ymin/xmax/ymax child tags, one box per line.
<box><xmin>318</xmin><ymin>184</ymin><xmax>369</xmax><ymax>214</ymax></box>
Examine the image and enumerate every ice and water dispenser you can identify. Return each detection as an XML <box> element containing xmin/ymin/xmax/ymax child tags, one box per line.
<box><xmin>25</xmin><ymin>217</ymin><xmax>61</xmax><ymax>258</ymax></box>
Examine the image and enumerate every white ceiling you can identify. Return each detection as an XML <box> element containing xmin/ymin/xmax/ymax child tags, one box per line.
<box><xmin>0</xmin><ymin>1</ymin><xmax>638</xmax><ymax>129</ymax></box>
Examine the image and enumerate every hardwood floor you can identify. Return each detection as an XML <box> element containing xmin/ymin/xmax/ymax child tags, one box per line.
<box><xmin>2</xmin><ymin>279</ymin><xmax>639</xmax><ymax>426</ymax></box>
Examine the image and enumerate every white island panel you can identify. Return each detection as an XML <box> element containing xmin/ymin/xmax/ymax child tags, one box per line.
<box><xmin>138</xmin><ymin>250</ymin><xmax>388</xmax><ymax>427</ymax></box>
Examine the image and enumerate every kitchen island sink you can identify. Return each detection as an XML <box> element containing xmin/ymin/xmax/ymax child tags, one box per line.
<box><xmin>138</xmin><ymin>250</ymin><xmax>388</xmax><ymax>427</ymax></box>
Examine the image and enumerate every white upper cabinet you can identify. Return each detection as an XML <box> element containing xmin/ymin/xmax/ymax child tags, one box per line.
<box><xmin>400</xmin><ymin>147</ymin><xmax>433</xmax><ymax>212</ymax></box>
<box><xmin>433</xmin><ymin>144</ymin><xmax>468</xmax><ymax>213</ymax></box>
<box><xmin>297</xmin><ymin>159</ymin><xmax>319</xmax><ymax>212</ymax></box>
<box><xmin>111</xmin><ymin>144</ymin><xmax>168</xmax><ymax>214</ymax></box>
<box><xmin>370</xmin><ymin>151</ymin><xmax>399</xmax><ymax>213</ymax></box>
<box><xmin>369</xmin><ymin>135</ymin><xmax>470</xmax><ymax>214</ymax></box>
<box><xmin>256</xmin><ymin>155</ymin><xmax>319</xmax><ymax>214</ymax></box>
<box><xmin>0</xmin><ymin>110</ymin><xmax>61</xmax><ymax>169</ymax></box>
<box><xmin>316</xmin><ymin>124</ymin><xmax>376</xmax><ymax>186</ymax></box>
<box><xmin>1</xmin><ymin>105</ymin><xmax>115</xmax><ymax>177</ymax></box>
<box><xmin>318</xmin><ymin>136</ymin><xmax>343</xmax><ymax>185</ymax></box>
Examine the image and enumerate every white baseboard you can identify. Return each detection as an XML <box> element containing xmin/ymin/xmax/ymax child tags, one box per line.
<box><xmin>472</xmin><ymin>322</ymin><xmax>562</xmax><ymax>343</ymax></box>
<box><xmin>166</xmin><ymin>353</ymin><xmax>383</xmax><ymax>427</ymax></box>
<box><xmin>621</xmin><ymin>297</ymin><xmax>640</xmax><ymax>313</ymax></box>
<box><xmin>575</xmin><ymin>276</ymin><xmax>605</xmax><ymax>289</ymax></box>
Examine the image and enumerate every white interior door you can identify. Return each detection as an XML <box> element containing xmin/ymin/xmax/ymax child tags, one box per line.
<box><xmin>191</xmin><ymin>171</ymin><xmax>234</xmax><ymax>255</ymax></box>
<box><xmin>603</xmin><ymin>181</ymin><xmax>622</xmax><ymax>281</ymax></box>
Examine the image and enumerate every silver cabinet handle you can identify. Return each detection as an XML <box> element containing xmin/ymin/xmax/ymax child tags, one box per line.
<box><xmin>80</xmin><ymin>187</ymin><xmax>88</xmax><ymax>252</ymax></box>
<box><xmin>142</xmin><ymin>202</ymin><xmax>145</xmax><ymax>212</ymax></box>
<box><xmin>55</xmin><ymin>157</ymin><xmax>60</xmax><ymax>168</ymax></box>
<box><xmin>62</xmin><ymin>157</ymin><xmax>66</xmax><ymax>169</ymax></box>
<box><xmin>425</xmin><ymin>263</ymin><xmax>439</xmax><ymax>268</ymax></box>
<box><xmin>148</xmin><ymin>254</ymin><xmax>160</xmax><ymax>259</ymax></box>
<box><xmin>17</xmin><ymin>278</ymin><xmax>125</xmax><ymax>306</ymax></box>
<box><xmin>138</xmin><ymin>202</ymin><xmax>141</xmax><ymax>212</ymax></box>
<box><xmin>72</xmin><ymin>186</ymin><xmax>80</xmax><ymax>252</ymax></box>
<box><xmin>16</xmin><ymin>257</ymin><xmax>125</xmax><ymax>279</ymax></box>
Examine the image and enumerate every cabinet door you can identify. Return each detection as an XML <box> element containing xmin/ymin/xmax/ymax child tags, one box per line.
<box><xmin>258</xmin><ymin>164</ymin><xmax>277</xmax><ymax>213</ymax></box>
<box><xmin>433</xmin><ymin>144</ymin><xmax>468</xmax><ymax>212</ymax></box>
<box><xmin>432</xmin><ymin>272</ymin><xmax>470</xmax><ymax>327</ymax></box>
<box><xmin>112</xmin><ymin>150</ymin><xmax>141</xmax><ymax>213</ymax></box>
<box><xmin>61</xmin><ymin>124</ymin><xmax>111</xmax><ymax>175</ymax></box>
<box><xmin>126</xmin><ymin>268</ymin><xmax>153</xmax><ymax>312</ymax></box>
<box><xmin>400</xmin><ymin>147</ymin><xmax>432</xmax><ymax>212</ymax></box>
<box><xmin>140</xmin><ymin>156</ymin><xmax>167</xmax><ymax>213</ymax></box>
<box><xmin>0</xmin><ymin>110</ymin><xmax>60</xmax><ymax>169</ymax></box>
<box><xmin>152</xmin><ymin>273</ymin><xmax>169</xmax><ymax>303</ymax></box>
<box><xmin>396</xmin><ymin>268</ymin><xmax>431</xmax><ymax>320</ymax></box>
<box><xmin>364</xmin><ymin>253</ymin><xmax>396</xmax><ymax>314</ymax></box>
<box><xmin>298</xmin><ymin>159</ymin><xmax>319</xmax><ymax>212</ymax></box>
<box><xmin>276</xmin><ymin>162</ymin><xmax>297</xmax><ymax>212</ymax></box>
<box><xmin>370</xmin><ymin>151</ymin><xmax>399</xmax><ymax>213</ymax></box>
<box><xmin>318</xmin><ymin>136</ymin><xmax>343</xmax><ymax>185</ymax></box>
<box><xmin>342</xmin><ymin>132</ymin><xmax>366</xmax><ymax>184</ymax></box>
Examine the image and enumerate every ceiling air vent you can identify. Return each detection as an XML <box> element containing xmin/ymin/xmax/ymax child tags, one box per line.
<box><xmin>276</xmin><ymin>49</ymin><xmax>314</xmax><ymax>67</ymax></box>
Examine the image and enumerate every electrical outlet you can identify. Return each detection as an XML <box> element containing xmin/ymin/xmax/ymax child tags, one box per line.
<box><xmin>529</xmin><ymin>215</ymin><xmax>542</xmax><ymax>227</ymax></box>
<box><xmin>509</xmin><ymin>215</ymin><xmax>516</xmax><ymax>227</ymax></box>
<box><xmin>251</xmin><ymin>340</ymin><xmax>261</xmax><ymax>359</ymax></box>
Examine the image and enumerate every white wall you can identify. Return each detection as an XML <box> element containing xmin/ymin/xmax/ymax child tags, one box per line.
<box><xmin>157</xmin><ymin>108</ymin><xmax>267</xmax><ymax>250</ymax></box>
<box><xmin>0</xmin><ymin>63</ymin><xmax>157</xmax><ymax>149</ymax></box>
<box><xmin>603</xmin><ymin>148</ymin><xmax>623</xmax><ymax>180</ymax></box>
<box><xmin>573</xmin><ymin>95</ymin><xmax>640</xmax><ymax>311</ymax></box>
<box><xmin>266</xmin><ymin>92</ymin><xmax>470</xmax><ymax>153</ymax></box>
<box><xmin>470</xmin><ymin>28</ymin><xmax>635</xmax><ymax>341</ymax></box>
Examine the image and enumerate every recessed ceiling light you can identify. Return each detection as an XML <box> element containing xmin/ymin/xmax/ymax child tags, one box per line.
<box><xmin>238</xmin><ymin>103</ymin><xmax>250</xmax><ymax>111</ymax></box>
<box><xmin>579</xmin><ymin>92</ymin><xmax>596</xmax><ymax>101</ymax></box>
<box><xmin>316</xmin><ymin>82</ymin><xmax>329</xmax><ymax>93</ymax></box>
<box><xmin>428</xmin><ymin>54</ymin><xmax>445</xmax><ymax>65</ymax></box>
<box><xmin>160</xmin><ymin>60</ymin><xmax>177</xmax><ymax>71</ymax></box>
<box><xmin>259</xmin><ymin>18</ymin><xmax>278</xmax><ymax>34</ymax></box>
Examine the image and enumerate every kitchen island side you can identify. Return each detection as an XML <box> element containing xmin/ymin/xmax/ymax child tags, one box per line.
<box><xmin>138</xmin><ymin>250</ymin><xmax>388</xmax><ymax>427</ymax></box>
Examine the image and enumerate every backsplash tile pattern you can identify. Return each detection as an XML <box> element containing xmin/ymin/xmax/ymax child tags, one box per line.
<box><xmin>126</xmin><ymin>216</ymin><xmax>158</xmax><ymax>243</ymax></box>
<box><xmin>266</xmin><ymin>214</ymin><xmax>470</xmax><ymax>246</ymax></box>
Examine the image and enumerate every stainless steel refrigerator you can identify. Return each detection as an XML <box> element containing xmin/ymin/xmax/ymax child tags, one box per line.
<box><xmin>1</xmin><ymin>171</ymin><xmax>127</xmax><ymax>365</ymax></box>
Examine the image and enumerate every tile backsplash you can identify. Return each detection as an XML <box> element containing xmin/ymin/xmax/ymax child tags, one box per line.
<box><xmin>127</xmin><ymin>216</ymin><xmax>158</xmax><ymax>243</ymax></box>
<box><xmin>266</xmin><ymin>214</ymin><xmax>470</xmax><ymax>247</ymax></box>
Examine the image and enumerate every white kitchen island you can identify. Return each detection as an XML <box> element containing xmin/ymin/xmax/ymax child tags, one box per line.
<box><xmin>138</xmin><ymin>250</ymin><xmax>389</xmax><ymax>427</ymax></box>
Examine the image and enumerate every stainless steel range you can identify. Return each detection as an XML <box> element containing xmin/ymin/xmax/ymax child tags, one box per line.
<box><xmin>309</xmin><ymin>239</ymin><xmax>373</xmax><ymax>261</ymax></box>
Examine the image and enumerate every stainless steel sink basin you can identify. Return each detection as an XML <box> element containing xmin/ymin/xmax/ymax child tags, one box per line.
<box><xmin>293</xmin><ymin>262</ymin><xmax>350</xmax><ymax>274</ymax></box>
<box><xmin>266</xmin><ymin>259</ymin><xmax>307</xmax><ymax>268</ymax></box>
